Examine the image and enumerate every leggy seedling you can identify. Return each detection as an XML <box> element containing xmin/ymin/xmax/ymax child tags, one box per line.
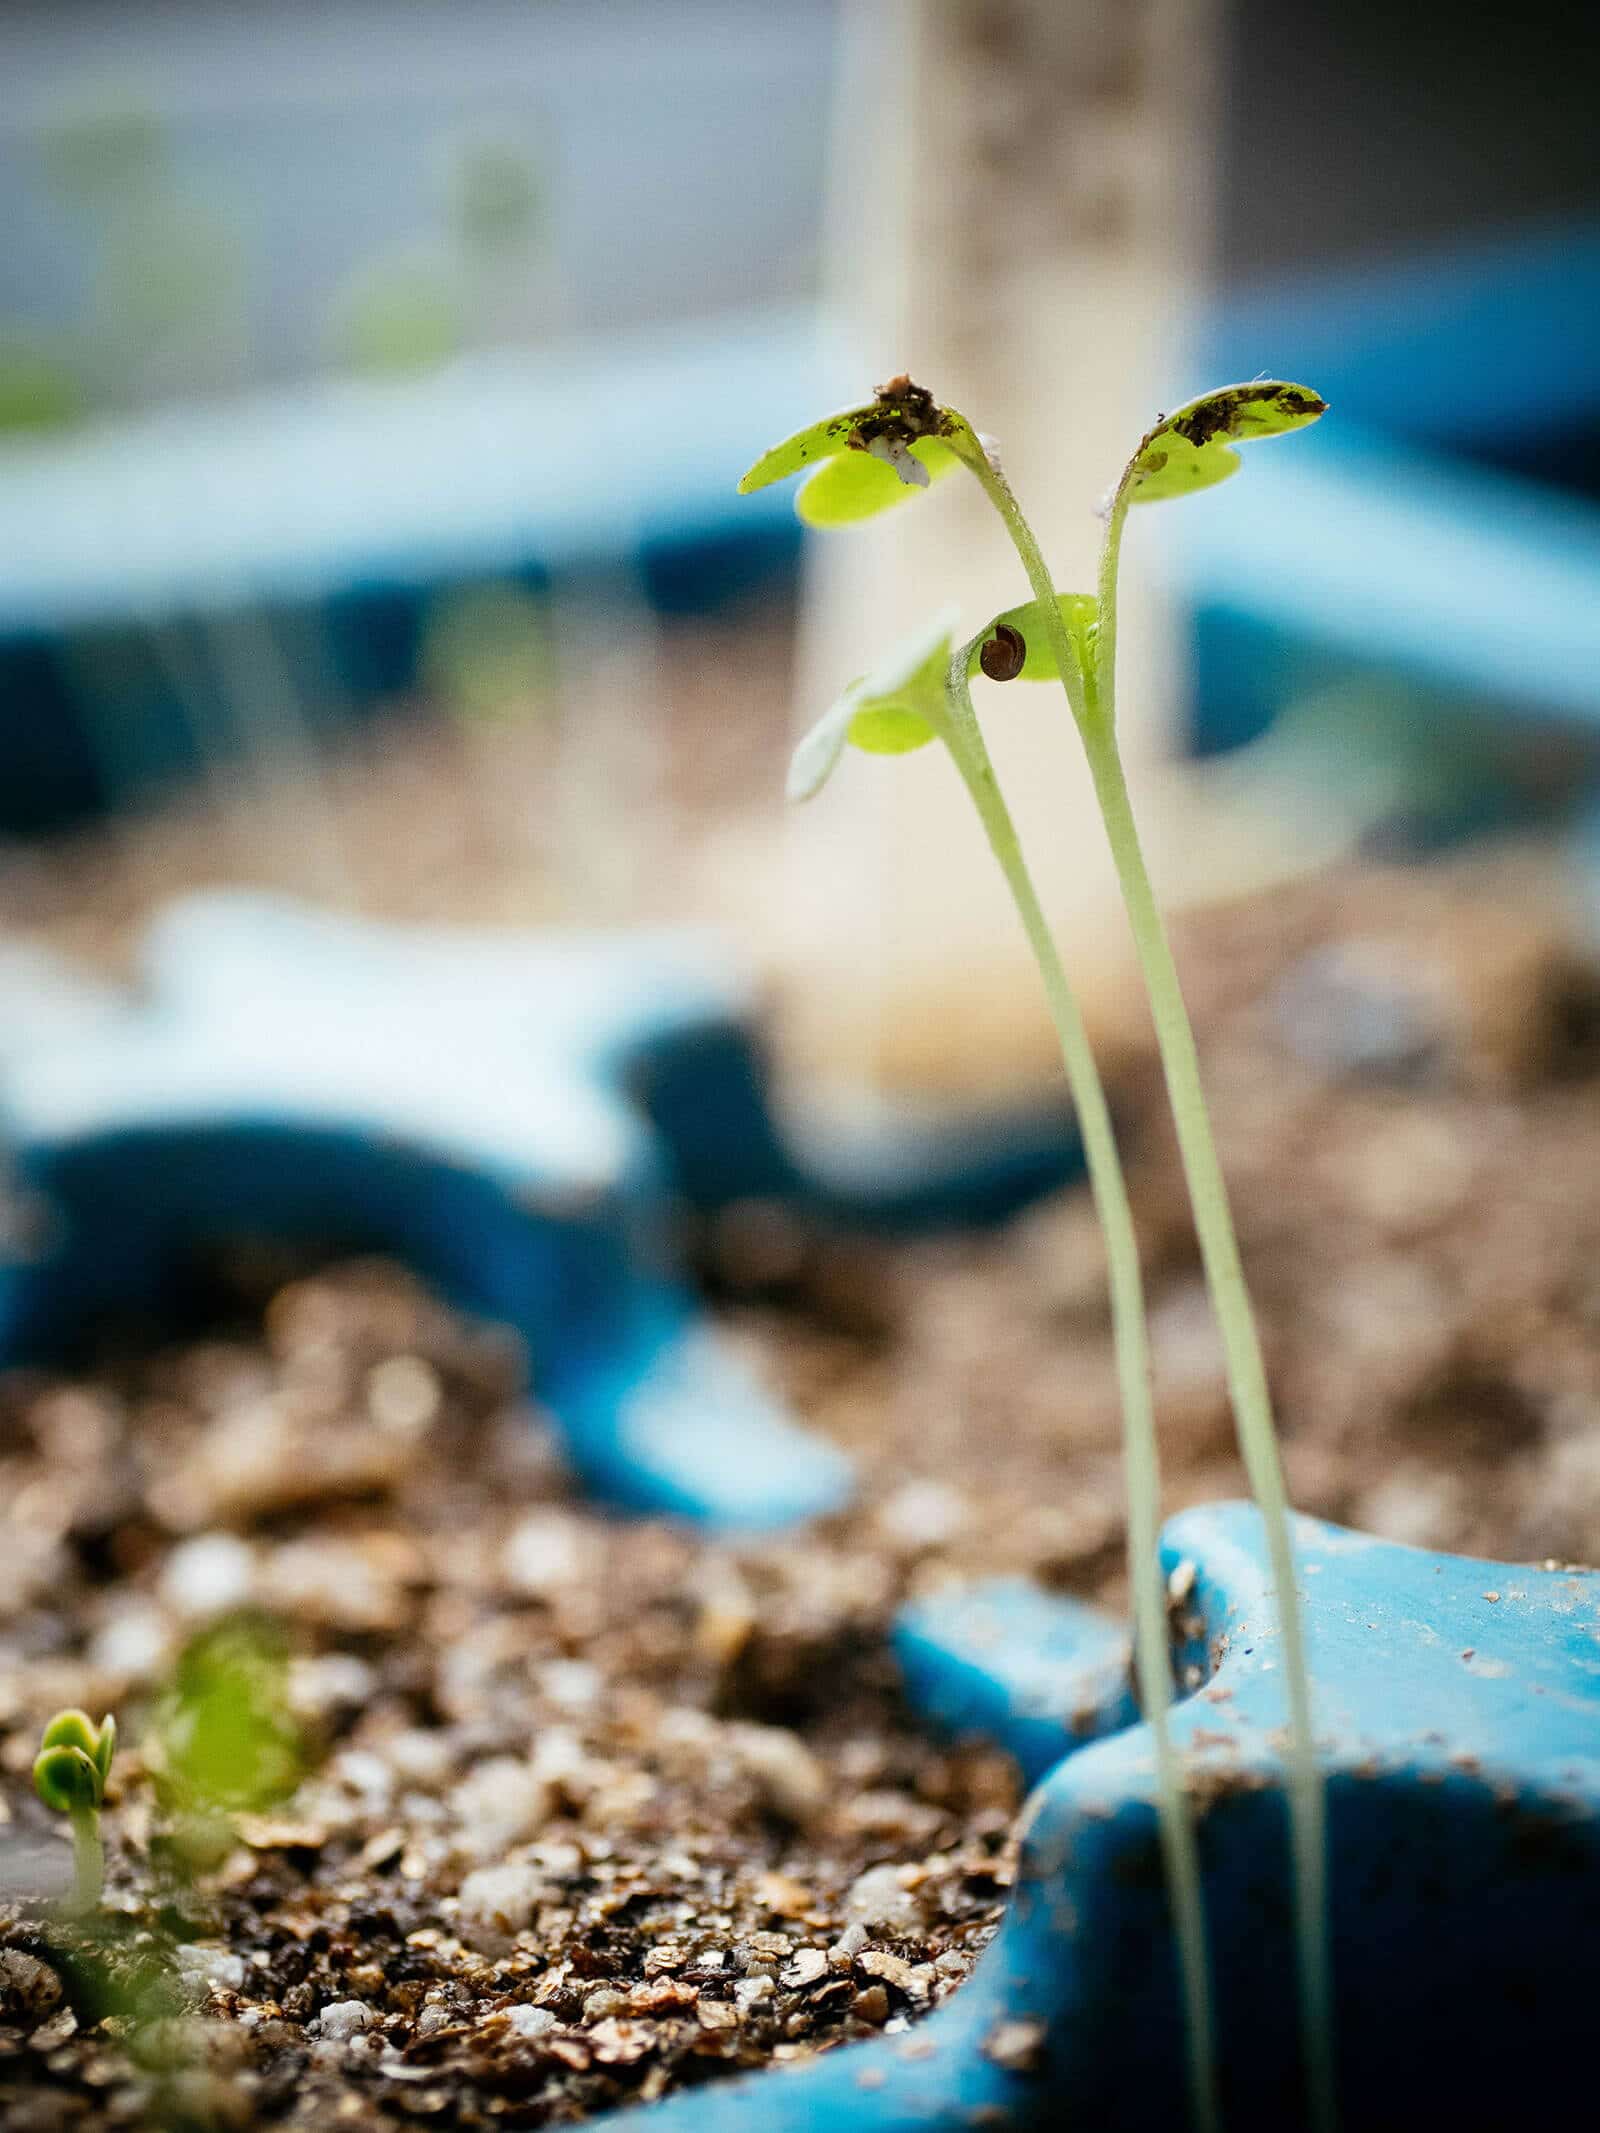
<box><xmin>34</xmin><ymin>1707</ymin><xmax>117</xmax><ymax>1915</ymax></box>
<box><xmin>741</xmin><ymin>375</ymin><xmax>1332</xmax><ymax>2132</ymax></box>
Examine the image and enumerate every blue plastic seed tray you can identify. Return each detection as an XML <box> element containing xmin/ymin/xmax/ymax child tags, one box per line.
<box><xmin>619</xmin><ymin>1505</ymin><xmax>1600</xmax><ymax>2131</ymax></box>
<box><xmin>0</xmin><ymin>892</ymin><xmax>1074</xmax><ymax>1526</ymax></box>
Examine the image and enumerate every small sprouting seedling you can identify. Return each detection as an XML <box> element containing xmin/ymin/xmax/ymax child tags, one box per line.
<box><xmin>742</xmin><ymin>374</ymin><xmax>1331</xmax><ymax>2133</ymax></box>
<box><xmin>34</xmin><ymin>1708</ymin><xmax>117</xmax><ymax>1915</ymax></box>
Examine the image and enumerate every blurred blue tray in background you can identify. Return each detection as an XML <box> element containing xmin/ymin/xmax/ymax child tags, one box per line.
<box><xmin>1187</xmin><ymin>222</ymin><xmax>1600</xmax><ymax>847</ymax></box>
<box><xmin>1</xmin><ymin>223</ymin><xmax>1599</xmax><ymax>835</ymax></box>
<box><xmin>0</xmin><ymin>891</ymin><xmax>1077</xmax><ymax>1525</ymax></box>
<box><xmin>0</xmin><ymin>309</ymin><xmax>819</xmax><ymax>829</ymax></box>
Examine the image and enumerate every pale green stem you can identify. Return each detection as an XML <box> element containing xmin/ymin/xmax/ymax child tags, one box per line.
<box><xmin>951</xmin><ymin>427</ymin><xmax>1335</xmax><ymax>2131</ymax></box>
<box><xmin>70</xmin><ymin>1808</ymin><xmax>104</xmax><ymax>1915</ymax></box>
<box><xmin>936</xmin><ymin>666</ymin><xmax>1218</xmax><ymax>2133</ymax></box>
<box><xmin>1074</xmin><ymin>700</ymin><xmax>1334</xmax><ymax>2133</ymax></box>
<box><xmin>956</xmin><ymin>444</ymin><xmax>1089</xmax><ymax>722</ymax></box>
<box><xmin>1094</xmin><ymin>491</ymin><xmax>1132</xmax><ymax>724</ymax></box>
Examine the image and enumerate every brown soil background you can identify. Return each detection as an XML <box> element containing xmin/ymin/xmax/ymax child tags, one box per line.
<box><xmin>4</xmin><ymin>632</ymin><xmax>1600</xmax><ymax>2125</ymax></box>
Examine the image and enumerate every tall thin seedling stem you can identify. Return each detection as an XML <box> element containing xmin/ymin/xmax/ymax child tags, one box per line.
<box><xmin>935</xmin><ymin>667</ymin><xmax>1217</xmax><ymax>2133</ymax></box>
<box><xmin>952</xmin><ymin>434</ymin><xmax>1335</xmax><ymax>2133</ymax></box>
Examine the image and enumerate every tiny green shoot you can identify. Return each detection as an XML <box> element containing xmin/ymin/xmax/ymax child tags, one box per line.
<box><xmin>742</xmin><ymin>372</ymin><xmax>1332</xmax><ymax>2132</ymax></box>
<box><xmin>34</xmin><ymin>1708</ymin><xmax>117</xmax><ymax>1915</ymax></box>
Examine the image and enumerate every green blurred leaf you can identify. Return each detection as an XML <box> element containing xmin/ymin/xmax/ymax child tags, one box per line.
<box><xmin>787</xmin><ymin>606</ymin><xmax>956</xmax><ymax>802</ymax></box>
<box><xmin>451</xmin><ymin>140</ymin><xmax>542</xmax><ymax>254</ymax></box>
<box><xmin>92</xmin><ymin>197</ymin><xmax>245</xmax><ymax>363</ymax></box>
<box><xmin>967</xmin><ymin>592</ymin><xmax>1098</xmax><ymax>682</ymax></box>
<box><xmin>422</xmin><ymin>582</ymin><xmax>554</xmax><ymax>727</ymax></box>
<box><xmin>0</xmin><ymin>338</ymin><xmax>83</xmax><ymax>434</ymax></box>
<box><xmin>154</xmin><ymin>1616</ymin><xmax>303</xmax><ymax>1816</ymax></box>
<box><xmin>795</xmin><ymin>437</ymin><xmax>959</xmax><ymax>526</ymax></box>
<box><xmin>334</xmin><ymin>255</ymin><xmax>463</xmax><ymax>377</ymax></box>
<box><xmin>38</xmin><ymin>101</ymin><xmax>168</xmax><ymax>212</ymax></box>
<box><xmin>1125</xmin><ymin>380</ymin><xmax>1326</xmax><ymax>505</ymax></box>
<box><xmin>50</xmin><ymin>1936</ymin><xmax>184</xmax><ymax>2043</ymax></box>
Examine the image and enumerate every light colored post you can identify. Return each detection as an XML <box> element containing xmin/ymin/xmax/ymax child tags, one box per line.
<box><xmin>780</xmin><ymin>0</ymin><xmax>1220</xmax><ymax>1102</ymax></box>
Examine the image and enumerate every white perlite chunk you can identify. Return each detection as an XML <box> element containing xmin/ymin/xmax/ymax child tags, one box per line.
<box><xmin>449</xmin><ymin>1756</ymin><xmax>552</xmax><ymax>1856</ymax></box>
<box><xmin>174</xmin><ymin>1945</ymin><xmax>247</xmax><ymax>1995</ymax></box>
<box><xmin>501</xmin><ymin>1512</ymin><xmax>592</xmax><ymax>1597</ymax></box>
<box><xmin>844</xmin><ymin>1864</ymin><xmax>921</xmax><ymax>1929</ymax></box>
<box><xmin>318</xmin><ymin>2001</ymin><xmax>375</xmax><ymax>2041</ymax></box>
<box><xmin>456</xmin><ymin>1862</ymin><xmax>550</xmax><ymax>1950</ymax></box>
<box><xmin>159</xmin><ymin>1533</ymin><xmax>255</xmax><ymax>1618</ymax></box>
<box><xmin>878</xmin><ymin>1477</ymin><xmax>968</xmax><ymax>1550</ymax></box>
<box><xmin>89</xmin><ymin>1602</ymin><xmax>172</xmax><ymax>1683</ymax></box>
<box><xmin>505</xmin><ymin>2004</ymin><xmax>559</xmax><ymax>2039</ymax></box>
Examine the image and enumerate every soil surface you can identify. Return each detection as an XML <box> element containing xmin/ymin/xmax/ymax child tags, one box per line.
<box><xmin>5</xmin><ymin>688</ymin><xmax>1600</xmax><ymax>2125</ymax></box>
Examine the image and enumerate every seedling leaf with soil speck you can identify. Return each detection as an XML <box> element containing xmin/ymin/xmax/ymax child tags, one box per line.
<box><xmin>1120</xmin><ymin>380</ymin><xmax>1327</xmax><ymax>506</ymax></box>
<box><xmin>740</xmin><ymin>367</ymin><xmax>1333</xmax><ymax>2133</ymax></box>
<box><xmin>794</xmin><ymin>436</ymin><xmax>961</xmax><ymax>524</ymax></box>
<box><xmin>34</xmin><ymin>1708</ymin><xmax>116</xmax><ymax>1914</ymax></box>
<box><xmin>736</xmin><ymin>404</ymin><xmax>876</xmax><ymax>492</ymax></box>
<box><xmin>740</xmin><ymin>380</ymin><xmax>979</xmax><ymax>527</ymax></box>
